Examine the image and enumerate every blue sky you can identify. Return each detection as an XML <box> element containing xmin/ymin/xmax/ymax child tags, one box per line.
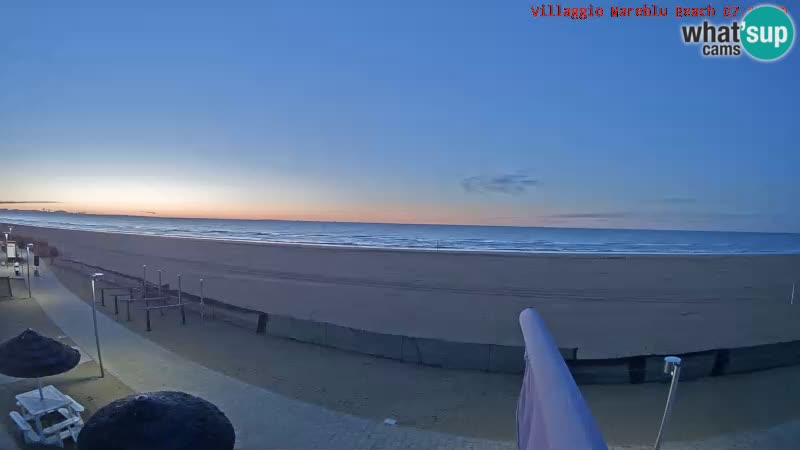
<box><xmin>0</xmin><ymin>1</ymin><xmax>797</xmax><ymax>232</ymax></box>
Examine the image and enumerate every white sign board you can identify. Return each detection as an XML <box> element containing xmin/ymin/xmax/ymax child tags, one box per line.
<box><xmin>6</xmin><ymin>242</ymin><xmax>16</xmax><ymax>260</ymax></box>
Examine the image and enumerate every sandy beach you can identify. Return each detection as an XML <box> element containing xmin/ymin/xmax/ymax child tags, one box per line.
<box><xmin>35</xmin><ymin>257</ymin><xmax>800</xmax><ymax>446</ymax></box>
<box><xmin>8</xmin><ymin>224</ymin><xmax>800</xmax><ymax>360</ymax></box>
<box><xmin>2</xmin><ymin>241</ymin><xmax>800</xmax><ymax>448</ymax></box>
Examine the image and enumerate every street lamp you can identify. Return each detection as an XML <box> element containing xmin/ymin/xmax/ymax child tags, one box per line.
<box><xmin>653</xmin><ymin>356</ymin><xmax>682</xmax><ymax>450</ymax></box>
<box><xmin>25</xmin><ymin>244</ymin><xmax>33</xmax><ymax>298</ymax></box>
<box><xmin>90</xmin><ymin>273</ymin><xmax>106</xmax><ymax>378</ymax></box>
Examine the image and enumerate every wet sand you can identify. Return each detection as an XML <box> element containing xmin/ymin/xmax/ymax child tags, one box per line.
<box><xmin>9</xmin><ymin>224</ymin><xmax>800</xmax><ymax>358</ymax></box>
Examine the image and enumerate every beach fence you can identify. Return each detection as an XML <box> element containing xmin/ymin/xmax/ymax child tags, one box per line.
<box><xmin>0</xmin><ymin>276</ymin><xmax>11</xmax><ymax>298</ymax></box>
<box><xmin>53</xmin><ymin>258</ymin><xmax>209</xmax><ymax>333</ymax></box>
<box><xmin>137</xmin><ymin>270</ymin><xmax>187</xmax><ymax>332</ymax></box>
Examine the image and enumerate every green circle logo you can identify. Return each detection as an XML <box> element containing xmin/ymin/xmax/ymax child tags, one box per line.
<box><xmin>741</xmin><ymin>6</ymin><xmax>795</xmax><ymax>61</ymax></box>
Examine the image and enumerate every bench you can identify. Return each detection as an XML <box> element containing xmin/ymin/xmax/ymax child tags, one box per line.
<box><xmin>63</xmin><ymin>394</ymin><xmax>85</xmax><ymax>414</ymax></box>
<box><xmin>43</xmin><ymin>415</ymin><xmax>81</xmax><ymax>436</ymax></box>
<box><xmin>9</xmin><ymin>411</ymin><xmax>39</xmax><ymax>444</ymax></box>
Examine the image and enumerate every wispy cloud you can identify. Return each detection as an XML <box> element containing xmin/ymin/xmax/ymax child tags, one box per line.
<box><xmin>657</xmin><ymin>197</ymin><xmax>697</xmax><ymax>205</ymax></box>
<box><xmin>141</xmin><ymin>211</ymin><xmax>158</xmax><ymax>215</ymax></box>
<box><xmin>542</xmin><ymin>210</ymin><xmax>766</xmax><ymax>222</ymax></box>
<box><xmin>0</xmin><ymin>201</ymin><xmax>60</xmax><ymax>204</ymax></box>
<box><xmin>461</xmin><ymin>172</ymin><xmax>540</xmax><ymax>195</ymax></box>
<box><xmin>544</xmin><ymin>211</ymin><xmax>632</xmax><ymax>219</ymax></box>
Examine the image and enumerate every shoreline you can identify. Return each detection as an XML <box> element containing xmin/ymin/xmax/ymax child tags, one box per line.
<box><xmin>5</xmin><ymin>221</ymin><xmax>800</xmax><ymax>257</ymax></box>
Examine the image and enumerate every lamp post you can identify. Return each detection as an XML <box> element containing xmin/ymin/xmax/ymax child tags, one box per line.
<box><xmin>653</xmin><ymin>356</ymin><xmax>682</xmax><ymax>450</ymax></box>
<box><xmin>91</xmin><ymin>273</ymin><xmax>105</xmax><ymax>378</ymax></box>
<box><xmin>26</xmin><ymin>244</ymin><xmax>33</xmax><ymax>298</ymax></box>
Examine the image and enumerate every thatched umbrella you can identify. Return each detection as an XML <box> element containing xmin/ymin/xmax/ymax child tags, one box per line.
<box><xmin>78</xmin><ymin>391</ymin><xmax>235</xmax><ymax>450</ymax></box>
<box><xmin>0</xmin><ymin>329</ymin><xmax>80</xmax><ymax>398</ymax></box>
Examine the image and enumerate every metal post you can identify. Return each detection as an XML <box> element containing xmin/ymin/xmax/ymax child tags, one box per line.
<box><xmin>101</xmin><ymin>288</ymin><xmax>106</xmax><ymax>307</ymax></box>
<box><xmin>142</xmin><ymin>265</ymin><xmax>147</xmax><ymax>299</ymax></box>
<box><xmin>200</xmin><ymin>278</ymin><xmax>205</xmax><ymax>319</ymax></box>
<box><xmin>91</xmin><ymin>274</ymin><xmax>105</xmax><ymax>378</ymax></box>
<box><xmin>179</xmin><ymin>274</ymin><xmax>185</xmax><ymax>325</ymax></box>
<box><xmin>26</xmin><ymin>245</ymin><xmax>31</xmax><ymax>298</ymax></box>
<box><xmin>791</xmin><ymin>282</ymin><xmax>795</xmax><ymax>305</ymax></box>
<box><xmin>653</xmin><ymin>356</ymin><xmax>682</xmax><ymax>450</ymax></box>
<box><xmin>146</xmin><ymin>309</ymin><xmax>151</xmax><ymax>332</ymax></box>
<box><xmin>157</xmin><ymin>270</ymin><xmax>164</xmax><ymax>316</ymax></box>
<box><xmin>126</xmin><ymin>297</ymin><xmax>131</xmax><ymax>322</ymax></box>
<box><xmin>114</xmin><ymin>295</ymin><xmax>119</xmax><ymax>315</ymax></box>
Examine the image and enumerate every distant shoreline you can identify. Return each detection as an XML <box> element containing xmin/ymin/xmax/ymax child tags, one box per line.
<box><xmin>2</xmin><ymin>208</ymin><xmax>799</xmax><ymax>235</ymax></box>
<box><xmin>5</xmin><ymin>221</ymin><xmax>800</xmax><ymax>256</ymax></box>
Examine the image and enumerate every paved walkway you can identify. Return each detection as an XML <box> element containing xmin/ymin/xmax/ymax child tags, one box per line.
<box><xmin>28</xmin><ymin>263</ymin><xmax>514</xmax><ymax>449</ymax></box>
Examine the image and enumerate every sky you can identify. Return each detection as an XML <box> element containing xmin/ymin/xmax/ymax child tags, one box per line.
<box><xmin>0</xmin><ymin>1</ymin><xmax>798</xmax><ymax>232</ymax></box>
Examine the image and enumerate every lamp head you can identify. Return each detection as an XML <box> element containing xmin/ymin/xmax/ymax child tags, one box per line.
<box><xmin>92</xmin><ymin>272</ymin><xmax>104</xmax><ymax>279</ymax></box>
<box><xmin>663</xmin><ymin>356</ymin><xmax>681</xmax><ymax>375</ymax></box>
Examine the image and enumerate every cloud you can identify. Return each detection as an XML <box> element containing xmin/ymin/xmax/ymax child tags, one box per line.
<box><xmin>0</xmin><ymin>201</ymin><xmax>60</xmax><ymax>204</ymax></box>
<box><xmin>544</xmin><ymin>210</ymin><xmax>768</xmax><ymax>220</ymax></box>
<box><xmin>461</xmin><ymin>172</ymin><xmax>540</xmax><ymax>195</ymax></box>
<box><xmin>544</xmin><ymin>212</ymin><xmax>632</xmax><ymax>219</ymax></box>
<box><xmin>657</xmin><ymin>197</ymin><xmax>697</xmax><ymax>204</ymax></box>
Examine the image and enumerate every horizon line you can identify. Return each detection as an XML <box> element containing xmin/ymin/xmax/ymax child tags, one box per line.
<box><xmin>0</xmin><ymin>208</ymin><xmax>797</xmax><ymax>236</ymax></box>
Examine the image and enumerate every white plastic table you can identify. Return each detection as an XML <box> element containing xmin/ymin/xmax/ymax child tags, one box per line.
<box><xmin>16</xmin><ymin>385</ymin><xmax>72</xmax><ymax>434</ymax></box>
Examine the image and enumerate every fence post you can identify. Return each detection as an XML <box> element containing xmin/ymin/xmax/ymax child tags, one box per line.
<box><xmin>142</xmin><ymin>265</ymin><xmax>147</xmax><ymax>298</ymax></box>
<box><xmin>178</xmin><ymin>274</ymin><xmax>186</xmax><ymax>325</ymax></box>
<box><xmin>126</xmin><ymin>298</ymin><xmax>131</xmax><ymax>322</ymax></box>
<box><xmin>114</xmin><ymin>295</ymin><xmax>119</xmax><ymax>315</ymax></box>
<box><xmin>256</xmin><ymin>313</ymin><xmax>267</xmax><ymax>334</ymax></box>
<box><xmin>101</xmin><ymin>289</ymin><xmax>105</xmax><ymax>307</ymax></box>
<box><xmin>200</xmin><ymin>278</ymin><xmax>205</xmax><ymax>319</ymax></box>
<box><xmin>146</xmin><ymin>309</ymin><xmax>151</xmax><ymax>332</ymax></box>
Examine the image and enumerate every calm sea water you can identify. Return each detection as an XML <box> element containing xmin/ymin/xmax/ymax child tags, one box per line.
<box><xmin>2</xmin><ymin>211</ymin><xmax>799</xmax><ymax>254</ymax></box>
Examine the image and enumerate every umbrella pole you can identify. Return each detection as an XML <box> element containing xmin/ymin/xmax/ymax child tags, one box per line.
<box><xmin>38</xmin><ymin>378</ymin><xmax>43</xmax><ymax>399</ymax></box>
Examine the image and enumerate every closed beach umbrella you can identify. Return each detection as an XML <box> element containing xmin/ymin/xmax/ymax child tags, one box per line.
<box><xmin>78</xmin><ymin>391</ymin><xmax>235</xmax><ymax>450</ymax></box>
<box><xmin>0</xmin><ymin>328</ymin><xmax>80</xmax><ymax>398</ymax></box>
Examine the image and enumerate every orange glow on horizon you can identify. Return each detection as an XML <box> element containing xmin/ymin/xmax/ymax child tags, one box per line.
<box><xmin>9</xmin><ymin>201</ymin><xmax>552</xmax><ymax>227</ymax></box>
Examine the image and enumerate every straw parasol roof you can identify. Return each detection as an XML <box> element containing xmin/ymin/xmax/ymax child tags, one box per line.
<box><xmin>78</xmin><ymin>391</ymin><xmax>235</xmax><ymax>450</ymax></box>
<box><xmin>0</xmin><ymin>329</ymin><xmax>80</xmax><ymax>378</ymax></box>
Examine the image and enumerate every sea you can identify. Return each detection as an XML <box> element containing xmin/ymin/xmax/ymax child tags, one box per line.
<box><xmin>1</xmin><ymin>210</ymin><xmax>799</xmax><ymax>255</ymax></box>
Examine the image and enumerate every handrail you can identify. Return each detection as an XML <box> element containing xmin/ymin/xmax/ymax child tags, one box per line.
<box><xmin>517</xmin><ymin>308</ymin><xmax>608</xmax><ymax>450</ymax></box>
